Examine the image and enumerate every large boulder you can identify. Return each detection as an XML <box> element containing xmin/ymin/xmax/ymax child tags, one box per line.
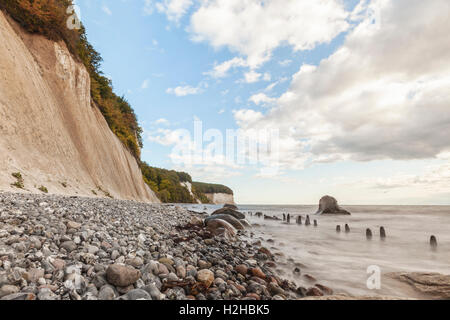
<box><xmin>238</xmin><ymin>219</ymin><xmax>252</xmax><ymax>228</ymax></box>
<box><xmin>205</xmin><ymin>219</ymin><xmax>236</xmax><ymax>238</ymax></box>
<box><xmin>211</xmin><ymin>207</ymin><xmax>245</xmax><ymax>220</ymax></box>
<box><xmin>388</xmin><ymin>272</ymin><xmax>450</xmax><ymax>299</ymax></box>
<box><xmin>223</xmin><ymin>203</ymin><xmax>238</xmax><ymax>210</ymax></box>
<box><xmin>204</xmin><ymin>214</ymin><xmax>245</xmax><ymax>230</ymax></box>
<box><xmin>315</xmin><ymin>196</ymin><xmax>351</xmax><ymax>215</ymax></box>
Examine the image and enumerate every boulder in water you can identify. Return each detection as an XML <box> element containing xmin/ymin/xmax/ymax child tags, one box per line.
<box><xmin>238</xmin><ymin>219</ymin><xmax>252</xmax><ymax>228</ymax></box>
<box><xmin>315</xmin><ymin>196</ymin><xmax>351</xmax><ymax>215</ymax></box>
<box><xmin>211</xmin><ymin>207</ymin><xmax>245</xmax><ymax>220</ymax></box>
<box><xmin>223</xmin><ymin>203</ymin><xmax>238</xmax><ymax>210</ymax></box>
<box><xmin>205</xmin><ymin>214</ymin><xmax>245</xmax><ymax>230</ymax></box>
<box><xmin>264</xmin><ymin>215</ymin><xmax>281</xmax><ymax>221</ymax></box>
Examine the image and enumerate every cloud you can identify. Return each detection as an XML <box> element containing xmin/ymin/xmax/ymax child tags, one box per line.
<box><xmin>154</xmin><ymin>118</ymin><xmax>170</xmax><ymax>125</ymax></box>
<box><xmin>265</xmin><ymin>77</ymin><xmax>289</xmax><ymax>92</ymax></box>
<box><xmin>189</xmin><ymin>0</ymin><xmax>350</xmax><ymax>68</ymax></box>
<box><xmin>102</xmin><ymin>5</ymin><xmax>112</xmax><ymax>15</ymax></box>
<box><xmin>204</xmin><ymin>57</ymin><xmax>247</xmax><ymax>79</ymax></box>
<box><xmin>166</xmin><ymin>84</ymin><xmax>203</xmax><ymax>96</ymax></box>
<box><xmin>156</xmin><ymin>0</ymin><xmax>193</xmax><ymax>23</ymax></box>
<box><xmin>232</xmin><ymin>0</ymin><xmax>450</xmax><ymax>170</ymax></box>
<box><xmin>147</xmin><ymin>126</ymin><xmax>244</xmax><ymax>180</ymax></box>
<box><xmin>355</xmin><ymin>162</ymin><xmax>450</xmax><ymax>195</ymax></box>
<box><xmin>248</xmin><ymin>93</ymin><xmax>276</xmax><ymax>106</ymax></box>
<box><xmin>147</xmin><ymin>128</ymin><xmax>188</xmax><ymax>146</ymax></box>
<box><xmin>141</xmin><ymin>79</ymin><xmax>150</xmax><ymax>89</ymax></box>
<box><xmin>143</xmin><ymin>0</ymin><xmax>154</xmax><ymax>15</ymax></box>
<box><xmin>279</xmin><ymin>59</ymin><xmax>293</xmax><ymax>67</ymax></box>
<box><xmin>243</xmin><ymin>70</ymin><xmax>261</xmax><ymax>83</ymax></box>
<box><xmin>233</xmin><ymin>109</ymin><xmax>263</xmax><ymax>127</ymax></box>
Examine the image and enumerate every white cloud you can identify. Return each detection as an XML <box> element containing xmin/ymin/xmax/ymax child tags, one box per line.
<box><xmin>147</xmin><ymin>128</ymin><xmax>189</xmax><ymax>146</ymax></box>
<box><xmin>141</xmin><ymin>79</ymin><xmax>150</xmax><ymax>89</ymax></box>
<box><xmin>143</xmin><ymin>0</ymin><xmax>154</xmax><ymax>15</ymax></box>
<box><xmin>279</xmin><ymin>59</ymin><xmax>293</xmax><ymax>67</ymax></box>
<box><xmin>233</xmin><ymin>109</ymin><xmax>263</xmax><ymax>127</ymax></box>
<box><xmin>353</xmin><ymin>162</ymin><xmax>450</xmax><ymax>195</ymax></box>
<box><xmin>263</xmin><ymin>73</ymin><xmax>271</xmax><ymax>82</ymax></box>
<box><xmin>249</xmin><ymin>93</ymin><xmax>276</xmax><ymax>106</ymax></box>
<box><xmin>265</xmin><ymin>77</ymin><xmax>289</xmax><ymax>92</ymax></box>
<box><xmin>232</xmin><ymin>0</ymin><xmax>450</xmax><ymax>171</ymax></box>
<box><xmin>204</xmin><ymin>57</ymin><xmax>247</xmax><ymax>79</ymax></box>
<box><xmin>190</xmin><ymin>0</ymin><xmax>350</xmax><ymax>68</ymax></box>
<box><xmin>102</xmin><ymin>5</ymin><xmax>112</xmax><ymax>15</ymax></box>
<box><xmin>243</xmin><ymin>70</ymin><xmax>261</xmax><ymax>83</ymax></box>
<box><xmin>147</xmin><ymin>126</ymin><xmax>244</xmax><ymax>180</ymax></box>
<box><xmin>166</xmin><ymin>84</ymin><xmax>203</xmax><ymax>96</ymax></box>
<box><xmin>154</xmin><ymin>118</ymin><xmax>170</xmax><ymax>125</ymax></box>
<box><xmin>156</xmin><ymin>0</ymin><xmax>193</xmax><ymax>23</ymax></box>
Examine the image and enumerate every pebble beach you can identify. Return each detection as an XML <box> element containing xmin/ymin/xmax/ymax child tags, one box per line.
<box><xmin>0</xmin><ymin>193</ymin><xmax>313</xmax><ymax>300</ymax></box>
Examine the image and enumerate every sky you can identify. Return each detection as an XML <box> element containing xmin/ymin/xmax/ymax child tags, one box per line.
<box><xmin>75</xmin><ymin>0</ymin><xmax>450</xmax><ymax>205</ymax></box>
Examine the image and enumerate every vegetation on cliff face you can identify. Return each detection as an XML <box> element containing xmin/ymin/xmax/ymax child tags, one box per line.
<box><xmin>140</xmin><ymin>163</ymin><xmax>197</xmax><ymax>203</ymax></box>
<box><xmin>192</xmin><ymin>182</ymin><xmax>234</xmax><ymax>195</ymax></box>
<box><xmin>140</xmin><ymin>163</ymin><xmax>233</xmax><ymax>203</ymax></box>
<box><xmin>1</xmin><ymin>0</ymin><xmax>233</xmax><ymax>203</ymax></box>
<box><xmin>1</xmin><ymin>0</ymin><xmax>143</xmax><ymax>159</ymax></box>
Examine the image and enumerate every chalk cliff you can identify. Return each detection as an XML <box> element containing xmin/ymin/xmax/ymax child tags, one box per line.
<box><xmin>205</xmin><ymin>193</ymin><xmax>235</xmax><ymax>205</ymax></box>
<box><xmin>0</xmin><ymin>11</ymin><xmax>159</xmax><ymax>202</ymax></box>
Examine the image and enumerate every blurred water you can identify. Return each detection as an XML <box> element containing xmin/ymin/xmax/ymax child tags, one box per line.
<box><xmin>183</xmin><ymin>204</ymin><xmax>450</xmax><ymax>298</ymax></box>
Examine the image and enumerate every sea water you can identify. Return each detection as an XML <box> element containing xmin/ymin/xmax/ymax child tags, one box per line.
<box><xmin>183</xmin><ymin>204</ymin><xmax>450</xmax><ymax>299</ymax></box>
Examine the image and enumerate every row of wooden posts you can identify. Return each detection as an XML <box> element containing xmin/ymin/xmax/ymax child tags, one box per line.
<box><xmin>248</xmin><ymin>211</ymin><xmax>438</xmax><ymax>248</ymax></box>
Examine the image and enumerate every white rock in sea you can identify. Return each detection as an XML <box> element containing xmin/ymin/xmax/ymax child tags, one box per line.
<box><xmin>315</xmin><ymin>196</ymin><xmax>351</xmax><ymax>215</ymax></box>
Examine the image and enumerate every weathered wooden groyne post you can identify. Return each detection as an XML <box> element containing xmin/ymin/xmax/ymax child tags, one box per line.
<box><xmin>366</xmin><ymin>228</ymin><xmax>373</xmax><ymax>240</ymax></box>
<box><xmin>380</xmin><ymin>227</ymin><xmax>386</xmax><ymax>239</ymax></box>
<box><xmin>430</xmin><ymin>235</ymin><xmax>438</xmax><ymax>248</ymax></box>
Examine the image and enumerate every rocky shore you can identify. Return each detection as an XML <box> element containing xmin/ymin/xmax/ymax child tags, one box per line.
<box><xmin>0</xmin><ymin>193</ymin><xmax>313</xmax><ymax>300</ymax></box>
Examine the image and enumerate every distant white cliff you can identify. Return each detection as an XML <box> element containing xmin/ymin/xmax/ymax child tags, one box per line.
<box><xmin>205</xmin><ymin>193</ymin><xmax>235</xmax><ymax>205</ymax></box>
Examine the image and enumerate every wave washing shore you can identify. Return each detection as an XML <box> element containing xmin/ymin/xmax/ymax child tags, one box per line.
<box><xmin>0</xmin><ymin>193</ymin><xmax>307</xmax><ymax>300</ymax></box>
<box><xmin>186</xmin><ymin>203</ymin><xmax>450</xmax><ymax>299</ymax></box>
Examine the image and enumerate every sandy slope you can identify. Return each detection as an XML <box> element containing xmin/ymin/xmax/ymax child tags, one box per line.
<box><xmin>0</xmin><ymin>11</ymin><xmax>159</xmax><ymax>202</ymax></box>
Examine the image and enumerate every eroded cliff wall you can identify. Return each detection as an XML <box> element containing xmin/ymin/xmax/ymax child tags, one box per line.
<box><xmin>205</xmin><ymin>193</ymin><xmax>235</xmax><ymax>205</ymax></box>
<box><xmin>0</xmin><ymin>11</ymin><xmax>159</xmax><ymax>202</ymax></box>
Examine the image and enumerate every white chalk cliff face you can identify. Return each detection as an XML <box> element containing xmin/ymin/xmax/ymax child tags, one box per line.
<box><xmin>180</xmin><ymin>182</ymin><xmax>201</xmax><ymax>204</ymax></box>
<box><xmin>205</xmin><ymin>193</ymin><xmax>235</xmax><ymax>205</ymax></box>
<box><xmin>0</xmin><ymin>12</ymin><xmax>159</xmax><ymax>202</ymax></box>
